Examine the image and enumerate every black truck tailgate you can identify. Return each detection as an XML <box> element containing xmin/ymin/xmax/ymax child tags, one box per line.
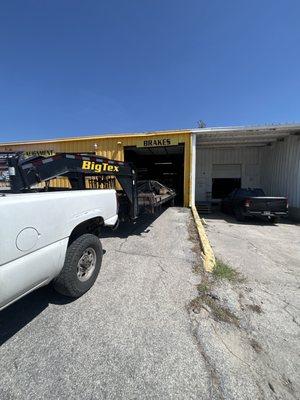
<box><xmin>248</xmin><ymin>197</ymin><xmax>287</xmax><ymax>212</ymax></box>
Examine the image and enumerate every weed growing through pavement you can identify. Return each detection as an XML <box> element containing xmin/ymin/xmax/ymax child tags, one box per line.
<box><xmin>188</xmin><ymin>215</ymin><xmax>243</xmax><ymax>325</ymax></box>
<box><xmin>189</xmin><ymin>258</ymin><xmax>242</xmax><ymax>326</ymax></box>
<box><xmin>212</xmin><ymin>259</ymin><xmax>240</xmax><ymax>282</ymax></box>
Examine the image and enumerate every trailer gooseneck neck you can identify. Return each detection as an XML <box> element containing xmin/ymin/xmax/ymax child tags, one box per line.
<box><xmin>0</xmin><ymin>152</ymin><xmax>138</xmax><ymax>219</ymax></box>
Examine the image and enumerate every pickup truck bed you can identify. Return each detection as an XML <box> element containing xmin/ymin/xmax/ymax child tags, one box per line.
<box><xmin>221</xmin><ymin>188</ymin><xmax>288</xmax><ymax>222</ymax></box>
<box><xmin>245</xmin><ymin>196</ymin><xmax>287</xmax><ymax>213</ymax></box>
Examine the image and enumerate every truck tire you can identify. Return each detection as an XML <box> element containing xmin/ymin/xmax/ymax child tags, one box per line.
<box><xmin>234</xmin><ymin>207</ymin><xmax>245</xmax><ymax>222</ymax></box>
<box><xmin>53</xmin><ymin>234</ymin><xmax>103</xmax><ymax>298</ymax></box>
<box><xmin>270</xmin><ymin>216</ymin><xmax>278</xmax><ymax>224</ymax></box>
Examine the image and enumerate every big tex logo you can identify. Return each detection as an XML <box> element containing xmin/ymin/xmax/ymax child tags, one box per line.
<box><xmin>81</xmin><ymin>160</ymin><xmax>119</xmax><ymax>173</ymax></box>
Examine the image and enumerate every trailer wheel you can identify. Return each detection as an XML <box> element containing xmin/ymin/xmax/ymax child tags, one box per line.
<box><xmin>53</xmin><ymin>234</ymin><xmax>102</xmax><ymax>298</ymax></box>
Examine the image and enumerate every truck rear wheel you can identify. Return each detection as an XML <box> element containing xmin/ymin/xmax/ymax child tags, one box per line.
<box><xmin>53</xmin><ymin>234</ymin><xmax>103</xmax><ymax>298</ymax></box>
<box><xmin>234</xmin><ymin>207</ymin><xmax>246</xmax><ymax>222</ymax></box>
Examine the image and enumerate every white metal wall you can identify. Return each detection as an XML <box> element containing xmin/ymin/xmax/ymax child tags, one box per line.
<box><xmin>195</xmin><ymin>147</ymin><xmax>261</xmax><ymax>201</ymax></box>
<box><xmin>261</xmin><ymin>135</ymin><xmax>300</xmax><ymax>208</ymax></box>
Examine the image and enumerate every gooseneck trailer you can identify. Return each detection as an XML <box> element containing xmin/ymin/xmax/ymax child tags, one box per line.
<box><xmin>0</xmin><ymin>152</ymin><xmax>176</xmax><ymax>219</ymax></box>
<box><xmin>0</xmin><ymin>151</ymin><xmax>139</xmax><ymax>220</ymax></box>
<box><xmin>0</xmin><ymin>152</ymin><xmax>176</xmax><ymax>310</ymax></box>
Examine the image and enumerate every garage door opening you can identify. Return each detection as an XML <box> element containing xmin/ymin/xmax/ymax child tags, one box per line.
<box><xmin>212</xmin><ymin>178</ymin><xmax>241</xmax><ymax>199</ymax></box>
<box><xmin>212</xmin><ymin>164</ymin><xmax>241</xmax><ymax>200</ymax></box>
<box><xmin>124</xmin><ymin>144</ymin><xmax>185</xmax><ymax>205</ymax></box>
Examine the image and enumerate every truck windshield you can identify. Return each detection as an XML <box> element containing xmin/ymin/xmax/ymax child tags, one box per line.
<box><xmin>238</xmin><ymin>188</ymin><xmax>265</xmax><ymax>196</ymax></box>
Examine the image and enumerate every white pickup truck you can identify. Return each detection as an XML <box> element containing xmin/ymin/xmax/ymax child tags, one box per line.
<box><xmin>0</xmin><ymin>152</ymin><xmax>138</xmax><ymax>311</ymax></box>
<box><xmin>0</xmin><ymin>190</ymin><xmax>118</xmax><ymax>311</ymax></box>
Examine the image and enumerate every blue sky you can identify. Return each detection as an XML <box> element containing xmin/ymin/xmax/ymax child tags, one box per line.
<box><xmin>0</xmin><ymin>0</ymin><xmax>299</xmax><ymax>141</ymax></box>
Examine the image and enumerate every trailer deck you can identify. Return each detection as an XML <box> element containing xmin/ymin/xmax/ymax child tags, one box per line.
<box><xmin>137</xmin><ymin>180</ymin><xmax>176</xmax><ymax>213</ymax></box>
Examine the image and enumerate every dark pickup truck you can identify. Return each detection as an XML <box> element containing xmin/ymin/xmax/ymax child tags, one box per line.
<box><xmin>221</xmin><ymin>188</ymin><xmax>288</xmax><ymax>223</ymax></box>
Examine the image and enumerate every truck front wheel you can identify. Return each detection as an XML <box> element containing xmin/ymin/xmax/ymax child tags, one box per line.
<box><xmin>53</xmin><ymin>234</ymin><xmax>103</xmax><ymax>298</ymax></box>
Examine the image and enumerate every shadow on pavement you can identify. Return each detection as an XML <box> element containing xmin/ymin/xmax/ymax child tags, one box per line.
<box><xmin>202</xmin><ymin>210</ymin><xmax>296</xmax><ymax>226</ymax></box>
<box><xmin>0</xmin><ymin>207</ymin><xmax>171</xmax><ymax>346</ymax></box>
<box><xmin>101</xmin><ymin>208</ymin><xmax>165</xmax><ymax>239</ymax></box>
<box><xmin>0</xmin><ymin>285</ymin><xmax>74</xmax><ymax>346</ymax></box>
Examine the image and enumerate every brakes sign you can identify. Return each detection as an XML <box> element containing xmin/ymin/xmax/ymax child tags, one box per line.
<box><xmin>136</xmin><ymin>137</ymin><xmax>179</xmax><ymax>148</ymax></box>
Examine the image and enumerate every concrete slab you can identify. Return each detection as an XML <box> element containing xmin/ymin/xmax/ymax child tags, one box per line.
<box><xmin>195</xmin><ymin>213</ymin><xmax>300</xmax><ymax>400</ymax></box>
<box><xmin>0</xmin><ymin>208</ymin><xmax>210</xmax><ymax>400</ymax></box>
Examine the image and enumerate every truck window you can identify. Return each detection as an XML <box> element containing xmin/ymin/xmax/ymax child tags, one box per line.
<box><xmin>237</xmin><ymin>188</ymin><xmax>265</xmax><ymax>196</ymax></box>
<box><xmin>228</xmin><ymin>189</ymin><xmax>237</xmax><ymax>198</ymax></box>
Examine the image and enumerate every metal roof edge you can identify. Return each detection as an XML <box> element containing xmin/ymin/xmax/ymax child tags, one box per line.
<box><xmin>191</xmin><ymin>123</ymin><xmax>300</xmax><ymax>135</ymax></box>
<box><xmin>0</xmin><ymin>128</ymin><xmax>192</xmax><ymax>146</ymax></box>
<box><xmin>2</xmin><ymin>123</ymin><xmax>300</xmax><ymax>146</ymax></box>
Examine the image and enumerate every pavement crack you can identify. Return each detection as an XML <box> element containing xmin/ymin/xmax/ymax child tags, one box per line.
<box><xmin>282</xmin><ymin>303</ymin><xmax>300</xmax><ymax>326</ymax></box>
<box><xmin>210</xmin><ymin>323</ymin><xmax>253</xmax><ymax>371</ymax></box>
<box><xmin>113</xmin><ymin>248</ymin><xmax>192</xmax><ymax>263</ymax></box>
<box><xmin>247</xmin><ymin>240</ymin><xmax>264</xmax><ymax>255</ymax></box>
<box><xmin>190</xmin><ymin>323</ymin><xmax>225</xmax><ymax>400</ymax></box>
<box><xmin>13</xmin><ymin>360</ymin><xmax>18</xmax><ymax>371</ymax></box>
<box><xmin>210</xmin><ymin>321</ymin><xmax>269</xmax><ymax>399</ymax></box>
<box><xmin>261</xmin><ymin>288</ymin><xmax>300</xmax><ymax>311</ymax></box>
<box><xmin>118</xmin><ymin>235</ymin><xmax>131</xmax><ymax>252</ymax></box>
<box><xmin>158</xmin><ymin>263</ymin><xmax>168</xmax><ymax>274</ymax></box>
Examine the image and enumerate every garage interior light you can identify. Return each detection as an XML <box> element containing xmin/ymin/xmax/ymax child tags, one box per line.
<box><xmin>154</xmin><ymin>162</ymin><xmax>172</xmax><ymax>165</ymax></box>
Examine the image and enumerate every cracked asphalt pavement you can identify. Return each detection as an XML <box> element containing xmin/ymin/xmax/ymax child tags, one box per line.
<box><xmin>0</xmin><ymin>207</ymin><xmax>211</xmax><ymax>400</ymax></box>
<box><xmin>195</xmin><ymin>213</ymin><xmax>300</xmax><ymax>400</ymax></box>
<box><xmin>2</xmin><ymin>208</ymin><xmax>299</xmax><ymax>400</ymax></box>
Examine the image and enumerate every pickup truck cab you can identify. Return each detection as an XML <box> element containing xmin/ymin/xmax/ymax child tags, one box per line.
<box><xmin>221</xmin><ymin>188</ymin><xmax>288</xmax><ymax>223</ymax></box>
<box><xmin>0</xmin><ymin>190</ymin><xmax>118</xmax><ymax>311</ymax></box>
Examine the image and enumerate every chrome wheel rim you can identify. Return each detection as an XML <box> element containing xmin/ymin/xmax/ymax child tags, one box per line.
<box><xmin>77</xmin><ymin>247</ymin><xmax>97</xmax><ymax>282</ymax></box>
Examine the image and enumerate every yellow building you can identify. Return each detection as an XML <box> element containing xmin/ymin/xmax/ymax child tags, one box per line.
<box><xmin>0</xmin><ymin>129</ymin><xmax>194</xmax><ymax>207</ymax></box>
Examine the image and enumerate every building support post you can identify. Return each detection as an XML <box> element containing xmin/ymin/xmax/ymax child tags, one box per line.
<box><xmin>189</xmin><ymin>133</ymin><xmax>196</xmax><ymax>206</ymax></box>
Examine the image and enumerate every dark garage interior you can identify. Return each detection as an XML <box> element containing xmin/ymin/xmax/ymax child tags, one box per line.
<box><xmin>124</xmin><ymin>145</ymin><xmax>185</xmax><ymax>205</ymax></box>
<box><xmin>212</xmin><ymin>178</ymin><xmax>241</xmax><ymax>200</ymax></box>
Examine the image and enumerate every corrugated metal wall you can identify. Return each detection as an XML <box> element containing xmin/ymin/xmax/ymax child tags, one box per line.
<box><xmin>0</xmin><ymin>132</ymin><xmax>192</xmax><ymax>206</ymax></box>
<box><xmin>195</xmin><ymin>146</ymin><xmax>261</xmax><ymax>201</ymax></box>
<box><xmin>261</xmin><ymin>135</ymin><xmax>300</xmax><ymax>208</ymax></box>
<box><xmin>195</xmin><ymin>135</ymin><xmax>300</xmax><ymax>216</ymax></box>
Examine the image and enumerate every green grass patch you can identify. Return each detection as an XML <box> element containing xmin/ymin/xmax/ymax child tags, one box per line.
<box><xmin>189</xmin><ymin>257</ymin><xmax>242</xmax><ymax>326</ymax></box>
<box><xmin>188</xmin><ymin>293</ymin><xmax>239</xmax><ymax>326</ymax></box>
<box><xmin>203</xmin><ymin>296</ymin><xmax>240</xmax><ymax>326</ymax></box>
<box><xmin>212</xmin><ymin>259</ymin><xmax>239</xmax><ymax>282</ymax></box>
<box><xmin>197</xmin><ymin>282</ymin><xmax>210</xmax><ymax>294</ymax></box>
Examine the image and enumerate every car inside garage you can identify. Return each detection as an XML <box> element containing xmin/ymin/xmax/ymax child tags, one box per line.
<box><xmin>194</xmin><ymin>125</ymin><xmax>300</xmax><ymax>221</ymax></box>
